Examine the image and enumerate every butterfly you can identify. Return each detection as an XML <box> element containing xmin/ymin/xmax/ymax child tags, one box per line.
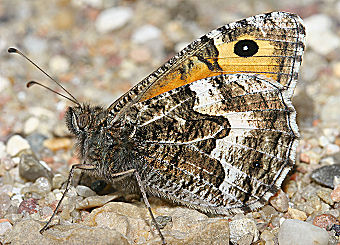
<box><xmin>9</xmin><ymin>11</ymin><xmax>305</xmax><ymax>244</ymax></box>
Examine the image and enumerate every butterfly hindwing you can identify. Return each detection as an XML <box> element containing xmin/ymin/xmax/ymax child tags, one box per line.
<box><xmin>125</xmin><ymin>73</ymin><xmax>298</xmax><ymax>213</ymax></box>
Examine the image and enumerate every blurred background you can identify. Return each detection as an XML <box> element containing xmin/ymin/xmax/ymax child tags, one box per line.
<box><xmin>1</xmin><ymin>0</ymin><xmax>340</xmax><ymax>244</ymax></box>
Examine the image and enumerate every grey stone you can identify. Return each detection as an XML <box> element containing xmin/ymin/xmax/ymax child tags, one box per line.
<box><xmin>3</xmin><ymin>219</ymin><xmax>129</xmax><ymax>245</ymax></box>
<box><xmin>19</xmin><ymin>151</ymin><xmax>53</xmax><ymax>182</ymax></box>
<box><xmin>278</xmin><ymin>219</ymin><xmax>329</xmax><ymax>245</ymax></box>
<box><xmin>311</xmin><ymin>164</ymin><xmax>340</xmax><ymax>188</ymax></box>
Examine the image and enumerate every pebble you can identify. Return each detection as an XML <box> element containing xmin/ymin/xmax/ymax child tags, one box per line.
<box><xmin>0</xmin><ymin>193</ymin><xmax>11</xmax><ymax>217</ymax></box>
<box><xmin>22</xmin><ymin>35</ymin><xmax>47</xmax><ymax>55</ymax></box>
<box><xmin>22</xmin><ymin>177</ymin><xmax>52</xmax><ymax>197</ymax></box>
<box><xmin>43</xmin><ymin>137</ymin><xmax>73</xmax><ymax>152</ymax></box>
<box><xmin>23</xmin><ymin>117</ymin><xmax>40</xmax><ymax>135</ymax></box>
<box><xmin>0</xmin><ymin>220</ymin><xmax>12</xmax><ymax>236</ymax></box>
<box><xmin>269</xmin><ymin>189</ymin><xmax>289</xmax><ymax>212</ymax></box>
<box><xmin>304</xmin><ymin>14</ymin><xmax>340</xmax><ymax>55</ymax></box>
<box><xmin>313</xmin><ymin>214</ymin><xmax>338</xmax><ymax>230</ymax></box>
<box><xmin>95</xmin><ymin>7</ymin><xmax>133</xmax><ymax>33</ymax></box>
<box><xmin>0</xmin><ymin>75</ymin><xmax>10</xmax><ymax>93</ymax></box>
<box><xmin>6</xmin><ymin>135</ymin><xmax>30</xmax><ymax>156</ymax></box>
<box><xmin>76</xmin><ymin>185</ymin><xmax>96</xmax><ymax>198</ymax></box>
<box><xmin>287</xmin><ymin>208</ymin><xmax>307</xmax><ymax>220</ymax></box>
<box><xmin>310</xmin><ymin>164</ymin><xmax>340</xmax><ymax>188</ymax></box>
<box><xmin>76</xmin><ymin>194</ymin><xmax>119</xmax><ymax>209</ymax></box>
<box><xmin>278</xmin><ymin>219</ymin><xmax>329</xmax><ymax>245</ymax></box>
<box><xmin>320</xmin><ymin>96</ymin><xmax>340</xmax><ymax>125</ymax></box>
<box><xmin>52</xmin><ymin>173</ymin><xmax>67</xmax><ymax>189</ymax></box>
<box><xmin>19</xmin><ymin>151</ymin><xmax>53</xmax><ymax>182</ymax></box>
<box><xmin>18</xmin><ymin>198</ymin><xmax>39</xmax><ymax>215</ymax></box>
<box><xmin>26</xmin><ymin>133</ymin><xmax>48</xmax><ymax>154</ymax></box>
<box><xmin>331</xmin><ymin>184</ymin><xmax>340</xmax><ymax>202</ymax></box>
<box><xmin>49</xmin><ymin>55</ymin><xmax>70</xmax><ymax>73</ymax></box>
<box><xmin>229</xmin><ymin>218</ymin><xmax>259</xmax><ymax>244</ymax></box>
<box><xmin>317</xmin><ymin>188</ymin><xmax>334</xmax><ymax>205</ymax></box>
<box><xmin>132</xmin><ymin>25</ymin><xmax>161</xmax><ymax>44</ymax></box>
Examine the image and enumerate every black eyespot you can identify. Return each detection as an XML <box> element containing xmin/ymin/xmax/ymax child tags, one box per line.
<box><xmin>234</xmin><ymin>39</ymin><xmax>259</xmax><ymax>57</ymax></box>
<box><xmin>77</xmin><ymin>113</ymin><xmax>89</xmax><ymax>129</ymax></box>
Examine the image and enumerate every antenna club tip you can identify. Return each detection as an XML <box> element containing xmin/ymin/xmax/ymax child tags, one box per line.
<box><xmin>26</xmin><ymin>81</ymin><xmax>36</xmax><ymax>88</ymax></box>
<box><xmin>8</xmin><ymin>47</ymin><xmax>18</xmax><ymax>53</ymax></box>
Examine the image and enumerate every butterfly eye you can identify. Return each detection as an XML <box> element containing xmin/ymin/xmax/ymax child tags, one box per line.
<box><xmin>234</xmin><ymin>39</ymin><xmax>259</xmax><ymax>57</ymax></box>
<box><xmin>77</xmin><ymin>113</ymin><xmax>90</xmax><ymax>129</ymax></box>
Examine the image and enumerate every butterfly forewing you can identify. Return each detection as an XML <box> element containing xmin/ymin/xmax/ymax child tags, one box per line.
<box><xmin>108</xmin><ymin>11</ymin><xmax>304</xmax><ymax>118</ymax></box>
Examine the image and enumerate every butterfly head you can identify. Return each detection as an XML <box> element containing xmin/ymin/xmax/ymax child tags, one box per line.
<box><xmin>65</xmin><ymin>104</ymin><xmax>106</xmax><ymax>137</ymax></box>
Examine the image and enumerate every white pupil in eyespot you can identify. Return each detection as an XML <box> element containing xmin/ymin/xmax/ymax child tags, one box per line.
<box><xmin>243</xmin><ymin>46</ymin><xmax>249</xmax><ymax>51</ymax></box>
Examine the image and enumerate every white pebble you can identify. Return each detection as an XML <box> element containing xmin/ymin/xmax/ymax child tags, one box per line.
<box><xmin>0</xmin><ymin>75</ymin><xmax>10</xmax><ymax>93</ymax></box>
<box><xmin>0</xmin><ymin>221</ymin><xmax>12</xmax><ymax>236</ymax></box>
<box><xmin>132</xmin><ymin>25</ymin><xmax>161</xmax><ymax>44</ymax></box>
<box><xmin>76</xmin><ymin>185</ymin><xmax>96</xmax><ymax>197</ymax></box>
<box><xmin>49</xmin><ymin>55</ymin><xmax>70</xmax><ymax>73</ymax></box>
<box><xmin>6</xmin><ymin>135</ymin><xmax>30</xmax><ymax>156</ymax></box>
<box><xmin>304</xmin><ymin>14</ymin><xmax>340</xmax><ymax>55</ymax></box>
<box><xmin>24</xmin><ymin>117</ymin><xmax>40</xmax><ymax>135</ymax></box>
<box><xmin>95</xmin><ymin>7</ymin><xmax>133</xmax><ymax>33</ymax></box>
<box><xmin>278</xmin><ymin>219</ymin><xmax>329</xmax><ymax>245</ymax></box>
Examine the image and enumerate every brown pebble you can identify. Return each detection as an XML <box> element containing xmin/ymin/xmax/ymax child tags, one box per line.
<box><xmin>269</xmin><ymin>189</ymin><xmax>289</xmax><ymax>212</ymax></box>
<box><xmin>331</xmin><ymin>185</ymin><xmax>340</xmax><ymax>202</ymax></box>
<box><xmin>43</xmin><ymin>137</ymin><xmax>72</xmax><ymax>151</ymax></box>
<box><xmin>18</xmin><ymin>198</ymin><xmax>39</xmax><ymax>215</ymax></box>
<box><xmin>299</xmin><ymin>153</ymin><xmax>310</xmax><ymax>163</ymax></box>
<box><xmin>287</xmin><ymin>208</ymin><xmax>307</xmax><ymax>220</ymax></box>
<box><xmin>313</xmin><ymin>214</ymin><xmax>339</xmax><ymax>230</ymax></box>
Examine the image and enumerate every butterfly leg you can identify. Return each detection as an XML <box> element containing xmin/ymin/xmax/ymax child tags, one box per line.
<box><xmin>110</xmin><ymin>169</ymin><xmax>166</xmax><ymax>245</ymax></box>
<box><xmin>40</xmin><ymin>163</ymin><xmax>96</xmax><ymax>234</ymax></box>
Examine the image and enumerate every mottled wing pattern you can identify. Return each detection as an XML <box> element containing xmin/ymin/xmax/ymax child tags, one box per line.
<box><xmin>108</xmin><ymin>11</ymin><xmax>305</xmax><ymax>121</ymax></box>
<box><xmin>126</xmin><ymin>74</ymin><xmax>298</xmax><ymax>213</ymax></box>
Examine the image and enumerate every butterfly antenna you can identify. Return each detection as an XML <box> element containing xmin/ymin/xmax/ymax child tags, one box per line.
<box><xmin>8</xmin><ymin>47</ymin><xmax>81</xmax><ymax>106</ymax></box>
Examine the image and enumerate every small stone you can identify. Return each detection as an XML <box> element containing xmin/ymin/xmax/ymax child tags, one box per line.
<box><xmin>52</xmin><ymin>173</ymin><xmax>67</xmax><ymax>189</ymax></box>
<box><xmin>19</xmin><ymin>151</ymin><xmax>53</xmax><ymax>182</ymax></box>
<box><xmin>132</xmin><ymin>25</ymin><xmax>161</xmax><ymax>44</ymax></box>
<box><xmin>304</xmin><ymin>14</ymin><xmax>340</xmax><ymax>55</ymax></box>
<box><xmin>333</xmin><ymin>62</ymin><xmax>340</xmax><ymax>78</ymax></box>
<box><xmin>6</xmin><ymin>135</ymin><xmax>30</xmax><ymax>156</ymax></box>
<box><xmin>18</xmin><ymin>198</ymin><xmax>39</xmax><ymax>215</ymax></box>
<box><xmin>26</xmin><ymin>133</ymin><xmax>48</xmax><ymax>154</ymax></box>
<box><xmin>76</xmin><ymin>194</ymin><xmax>120</xmax><ymax>209</ymax></box>
<box><xmin>49</xmin><ymin>55</ymin><xmax>70</xmax><ymax>73</ymax></box>
<box><xmin>95</xmin><ymin>7</ymin><xmax>133</xmax><ymax>33</ymax></box>
<box><xmin>313</xmin><ymin>214</ymin><xmax>339</xmax><ymax>230</ymax></box>
<box><xmin>229</xmin><ymin>218</ymin><xmax>259</xmax><ymax>244</ymax></box>
<box><xmin>330</xmin><ymin>224</ymin><xmax>340</xmax><ymax>236</ymax></box>
<box><xmin>35</xmin><ymin>177</ymin><xmax>52</xmax><ymax>193</ymax></box>
<box><xmin>23</xmin><ymin>117</ymin><xmax>40</xmax><ymax>135</ymax></box>
<box><xmin>76</xmin><ymin>185</ymin><xmax>96</xmax><ymax>198</ymax></box>
<box><xmin>278</xmin><ymin>219</ymin><xmax>329</xmax><ymax>245</ymax></box>
<box><xmin>153</xmin><ymin>215</ymin><xmax>172</xmax><ymax>229</ymax></box>
<box><xmin>317</xmin><ymin>188</ymin><xmax>334</xmax><ymax>205</ymax></box>
<box><xmin>54</xmin><ymin>9</ymin><xmax>74</xmax><ymax>30</ymax></box>
<box><xmin>43</xmin><ymin>137</ymin><xmax>72</xmax><ymax>151</ymax></box>
<box><xmin>320</xmin><ymin>96</ymin><xmax>340</xmax><ymax>125</ymax></box>
<box><xmin>287</xmin><ymin>208</ymin><xmax>307</xmax><ymax>220</ymax></box>
<box><xmin>0</xmin><ymin>220</ymin><xmax>12</xmax><ymax>236</ymax></box>
<box><xmin>129</xmin><ymin>47</ymin><xmax>152</xmax><ymax>63</ymax></box>
<box><xmin>0</xmin><ymin>75</ymin><xmax>10</xmax><ymax>93</ymax></box>
<box><xmin>269</xmin><ymin>189</ymin><xmax>289</xmax><ymax>212</ymax></box>
<box><xmin>331</xmin><ymin>184</ymin><xmax>340</xmax><ymax>202</ymax></box>
<box><xmin>311</xmin><ymin>164</ymin><xmax>340</xmax><ymax>188</ymax></box>
<box><xmin>0</xmin><ymin>193</ymin><xmax>11</xmax><ymax>217</ymax></box>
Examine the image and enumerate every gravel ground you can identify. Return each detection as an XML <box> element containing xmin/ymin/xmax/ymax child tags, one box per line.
<box><xmin>1</xmin><ymin>0</ymin><xmax>340</xmax><ymax>244</ymax></box>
